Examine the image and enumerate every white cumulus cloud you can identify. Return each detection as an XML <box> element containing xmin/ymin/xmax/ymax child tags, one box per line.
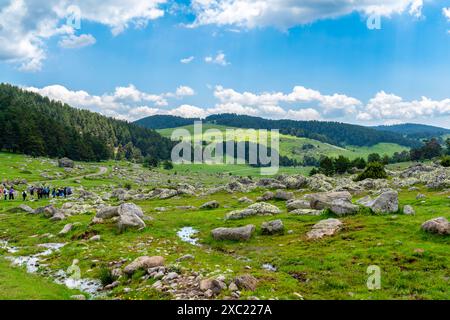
<box><xmin>180</xmin><ymin>56</ymin><xmax>195</xmax><ymax>64</ymax></box>
<box><xmin>205</xmin><ymin>51</ymin><xmax>230</xmax><ymax>66</ymax></box>
<box><xmin>58</xmin><ymin>34</ymin><xmax>96</xmax><ymax>49</ymax></box>
<box><xmin>0</xmin><ymin>0</ymin><xmax>166</xmax><ymax>71</ymax></box>
<box><xmin>190</xmin><ymin>0</ymin><xmax>424</xmax><ymax>29</ymax></box>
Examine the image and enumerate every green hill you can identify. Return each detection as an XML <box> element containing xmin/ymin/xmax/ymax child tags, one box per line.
<box><xmin>0</xmin><ymin>83</ymin><xmax>174</xmax><ymax>162</ymax></box>
<box><xmin>157</xmin><ymin>124</ymin><xmax>409</xmax><ymax>162</ymax></box>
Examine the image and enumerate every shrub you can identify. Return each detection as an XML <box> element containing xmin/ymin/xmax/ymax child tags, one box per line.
<box><xmin>98</xmin><ymin>266</ymin><xmax>117</xmax><ymax>286</ymax></box>
<box><xmin>163</xmin><ymin>160</ymin><xmax>174</xmax><ymax>170</ymax></box>
<box><xmin>441</xmin><ymin>156</ymin><xmax>450</xmax><ymax>167</ymax></box>
<box><xmin>124</xmin><ymin>183</ymin><xmax>132</xmax><ymax>190</ymax></box>
<box><xmin>355</xmin><ymin>162</ymin><xmax>388</xmax><ymax>181</ymax></box>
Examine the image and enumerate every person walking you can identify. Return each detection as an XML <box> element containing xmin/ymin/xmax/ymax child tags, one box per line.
<box><xmin>9</xmin><ymin>187</ymin><xmax>14</xmax><ymax>200</ymax></box>
<box><xmin>0</xmin><ymin>187</ymin><xmax>3</xmax><ymax>200</ymax></box>
<box><xmin>22</xmin><ymin>190</ymin><xmax>27</xmax><ymax>201</ymax></box>
<box><xmin>3</xmin><ymin>187</ymin><xmax>7</xmax><ymax>201</ymax></box>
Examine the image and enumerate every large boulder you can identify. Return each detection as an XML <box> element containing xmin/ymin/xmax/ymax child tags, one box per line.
<box><xmin>274</xmin><ymin>190</ymin><xmax>294</xmax><ymax>201</ymax></box>
<box><xmin>330</xmin><ymin>199</ymin><xmax>359</xmax><ymax>216</ymax></box>
<box><xmin>290</xmin><ymin>208</ymin><xmax>323</xmax><ymax>216</ymax></box>
<box><xmin>247</xmin><ymin>202</ymin><xmax>281</xmax><ymax>215</ymax></box>
<box><xmin>8</xmin><ymin>204</ymin><xmax>34</xmax><ymax>214</ymax></box>
<box><xmin>421</xmin><ymin>217</ymin><xmax>449</xmax><ymax>235</ymax></box>
<box><xmin>225</xmin><ymin>202</ymin><xmax>281</xmax><ymax>220</ymax></box>
<box><xmin>361</xmin><ymin>190</ymin><xmax>399</xmax><ymax>214</ymax></box>
<box><xmin>211</xmin><ymin>225</ymin><xmax>255</xmax><ymax>241</ymax></box>
<box><xmin>118</xmin><ymin>203</ymin><xmax>144</xmax><ymax>218</ymax></box>
<box><xmin>306</xmin><ymin>218</ymin><xmax>343</xmax><ymax>240</ymax></box>
<box><xmin>96</xmin><ymin>206</ymin><xmax>119</xmax><ymax>219</ymax></box>
<box><xmin>261</xmin><ymin>220</ymin><xmax>284</xmax><ymax>235</ymax></box>
<box><xmin>95</xmin><ymin>203</ymin><xmax>146</xmax><ymax>231</ymax></box>
<box><xmin>308</xmin><ymin>191</ymin><xmax>352</xmax><ymax>210</ymax></box>
<box><xmin>233</xmin><ymin>274</ymin><xmax>258</xmax><ymax>291</ymax></box>
<box><xmin>200</xmin><ymin>200</ymin><xmax>220</xmax><ymax>210</ymax></box>
<box><xmin>286</xmin><ymin>199</ymin><xmax>311</xmax><ymax>211</ymax></box>
<box><xmin>123</xmin><ymin>256</ymin><xmax>165</xmax><ymax>275</ymax></box>
<box><xmin>58</xmin><ymin>157</ymin><xmax>74</xmax><ymax>168</ymax></box>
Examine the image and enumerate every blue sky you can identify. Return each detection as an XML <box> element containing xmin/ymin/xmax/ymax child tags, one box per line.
<box><xmin>0</xmin><ymin>0</ymin><xmax>449</xmax><ymax>127</ymax></box>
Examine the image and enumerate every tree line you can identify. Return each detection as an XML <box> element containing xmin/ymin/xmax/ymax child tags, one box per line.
<box><xmin>0</xmin><ymin>84</ymin><xmax>174</xmax><ymax>162</ymax></box>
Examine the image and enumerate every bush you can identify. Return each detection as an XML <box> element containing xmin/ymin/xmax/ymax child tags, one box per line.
<box><xmin>163</xmin><ymin>160</ymin><xmax>174</xmax><ymax>170</ymax></box>
<box><xmin>355</xmin><ymin>162</ymin><xmax>388</xmax><ymax>181</ymax></box>
<box><xmin>309</xmin><ymin>168</ymin><xmax>320</xmax><ymax>176</ymax></box>
<box><xmin>124</xmin><ymin>183</ymin><xmax>132</xmax><ymax>190</ymax></box>
<box><xmin>441</xmin><ymin>156</ymin><xmax>450</xmax><ymax>167</ymax></box>
<box><xmin>143</xmin><ymin>156</ymin><xmax>159</xmax><ymax>168</ymax></box>
<box><xmin>98</xmin><ymin>266</ymin><xmax>117</xmax><ymax>286</ymax></box>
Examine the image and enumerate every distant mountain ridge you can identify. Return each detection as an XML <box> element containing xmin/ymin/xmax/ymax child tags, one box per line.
<box><xmin>135</xmin><ymin>114</ymin><xmax>422</xmax><ymax>148</ymax></box>
<box><xmin>372</xmin><ymin>123</ymin><xmax>450</xmax><ymax>140</ymax></box>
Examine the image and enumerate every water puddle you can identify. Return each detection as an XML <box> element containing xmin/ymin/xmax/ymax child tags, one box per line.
<box><xmin>177</xmin><ymin>227</ymin><xmax>200</xmax><ymax>245</ymax></box>
<box><xmin>262</xmin><ymin>263</ymin><xmax>277</xmax><ymax>272</ymax></box>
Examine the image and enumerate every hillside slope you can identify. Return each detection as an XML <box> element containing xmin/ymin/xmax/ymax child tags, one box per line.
<box><xmin>136</xmin><ymin>114</ymin><xmax>421</xmax><ymax>148</ymax></box>
<box><xmin>0</xmin><ymin>84</ymin><xmax>173</xmax><ymax>161</ymax></box>
<box><xmin>157</xmin><ymin>124</ymin><xmax>409</xmax><ymax>162</ymax></box>
<box><xmin>373</xmin><ymin>123</ymin><xmax>450</xmax><ymax>140</ymax></box>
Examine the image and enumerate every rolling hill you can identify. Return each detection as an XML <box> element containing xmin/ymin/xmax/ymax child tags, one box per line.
<box><xmin>373</xmin><ymin>123</ymin><xmax>450</xmax><ymax>140</ymax></box>
<box><xmin>156</xmin><ymin>123</ymin><xmax>409</xmax><ymax>163</ymax></box>
<box><xmin>136</xmin><ymin>114</ymin><xmax>421</xmax><ymax>149</ymax></box>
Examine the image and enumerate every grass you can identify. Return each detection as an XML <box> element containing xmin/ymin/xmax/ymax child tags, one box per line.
<box><xmin>0</xmin><ymin>152</ymin><xmax>448</xmax><ymax>300</ymax></box>
<box><xmin>0</xmin><ymin>258</ymin><xmax>81</xmax><ymax>300</ymax></box>
<box><xmin>158</xmin><ymin>124</ymin><xmax>409</xmax><ymax>162</ymax></box>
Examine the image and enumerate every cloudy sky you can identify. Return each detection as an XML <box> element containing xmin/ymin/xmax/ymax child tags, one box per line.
<box><xmin>0</xmin><ymin>0</ymin><xmax>449</xmax><ymax>127</ymax></box>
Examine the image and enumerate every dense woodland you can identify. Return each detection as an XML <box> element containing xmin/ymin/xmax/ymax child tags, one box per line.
<box><xmin>373</xmin><ymin>123</ymin><xmax>450</xmax><ymax>140</ymax></box>
<box><xmin>135</xmin><ymin>115</ymin><xmax>199</xmax><ymax>129</ymax></box>
<box><xmin>0</xmin><ymin>84</ymin><xmax>174</xmax><ymax>161</ymax></box>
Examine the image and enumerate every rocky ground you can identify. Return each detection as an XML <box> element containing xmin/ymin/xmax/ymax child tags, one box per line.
<box><xmin>0</xmin><ymin>155</ymin><xmax>449</xmax><ymax>300</ymax></box>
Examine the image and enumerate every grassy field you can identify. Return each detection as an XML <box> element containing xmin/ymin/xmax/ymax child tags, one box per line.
<box><xmin>158</xmin><ymin>124</ymin><xmax>409</xmax><ymax>162</ymax></box>
<box><xmin>0</xmin><ymin>258</ymin><xmax>81</xmax><ymax>300</ymax></box>
<box><xmin>0</xmin><ymin>152</ymin><xmax>448</xmax><ymax>300</ymax></box>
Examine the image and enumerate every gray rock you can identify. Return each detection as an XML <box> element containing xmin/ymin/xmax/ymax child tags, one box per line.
<box><xmin>96</xmin><ymin>206</ymin><xmax>119</xmax><ymax>219</ymax></box>
<box><xmin>290</xmin><ymin>209</ymin><xmax>323</xmax><ymax>216</ymax></box>
<box><xmin>364</xmin><ymin>190</ymin><xmax>399</xmax><ymax>214</ymax></box>
<box><xmin>274</xmin><ymin>190</ymin><xmax>294</xmax><ymax>200</ymax></box>
<box><xmin>330</xmin><ymin>199</ymin><xmax>359</xmax><ymax>216</ymax></box>
<box><xmin>421</xmin><ymin>217</ymin><xmax>449</xmax><ymax>235</ymax></box>
<box><xmin>261</xmin><ymin>220</ymin><xmax>284</xmax><ymax>235</ymax></box>
<box><xmin>123</xmin><ymin>256</ymin><xmax>165</xmax><ymax>275</ymax></box>
<box><xmin>211</xmin><ymin>225</ymin><xmax>255</xmax><ymax>241</ymax></box>
<box><xmin>59</xmin><ymin>223</ymin><xmax>73</xmax><ymax>235</ymax></box>
<box><xmin>308</xmin><ymin>191</ymin><xmax>352</xmax><ymax>210</ymax></box>
<box><xmin>306</xmin><ymin>218</ymin><xmax>343</xmax><ymax>240</ymax></box>
<box><xmin>58</xmin><ymin>157</ymin><xmax>74</xmax><ymax>168</ymax></box>
<box><xmin>8</xmin><ymin>204</ymin><xmax>35</xmax><ymax>214</ymax></box>
<box><xmin>234</xmin><ymin>274</ymin><xmax>258</xmax><ymax>291</ymax></box>
<box><xmin>286</xmin><ymin>199</ymin><xmax>311</xmax><ymax>211</ymax></box>
<box><xmin>403</xmin><ymin>205</ymin><xmax>415</xmax><ymax>215</ymax></box>
<box><xmin>200</xmin><ymin>200</ymin><xmax>220</xmax><ymax>209</ymax></box>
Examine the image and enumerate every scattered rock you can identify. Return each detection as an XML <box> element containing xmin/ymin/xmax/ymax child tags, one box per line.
<box><xmin>58</xmin><ymin>223</ymin><xmax>73</xmax><ymax>235</ymax></box>
<box><xmin>362</xmin><ymin>190</ymin><xmax>399</xmax><ymax>214</ymax></box>
<box><xmin>306</xmin><ymin>218</ymin><xmax>343</xmax><ymax>240</ymax></box>
<box><xmin>200</xmin><ymin>200</ymin><xmax>220</xmax><ymax>209</ymax></box>
<box><xmin>58</xmin><ymin>157</ymin><xmax>74</xmax><ymax>168</ymax></box>
<box><xmin>403</xmin><ymin>205</ymin><xmax>415</xmax><ymax>215</ymax></box>
<box><xmin>330</xmin><ymin>199</ymin><xmax>359</xmax><ymax>216</ymax></box>
<box><xmin>123</xmin><ymin>256</ymin><xmax>165</xmax><ymax>275</ymax></box>
<box><xmin>234</xmin><ymin>274</ymin><xmax>258</xmax><ymax>291</ymax></box>
<box><xmin>211</xmin><ymin>225</ymin><xmax>255</xmax><ymax>241</ymax></box>
<box><xmin>421</xmin><ymin>217</ymin><xmax>449</xmax><ymax>235</ymax></box>
<box><xmin>261</xmin><ymin>220</ymin><xmax>284</xmax><ymax>235</ymax></box>
<box><xmin>308</xmin><ymin>191</ymin><xmax>352</xmax><ymax>210</ymax></box>
<box><xmin>290</xmin><ymin>209</ymin><xmax>323</xmax><ymax>216</ymax></box>
<box><xmin>286</xmin><ymin>199</ymin><xmax>311</xmax><ymax>211</ymax></box>
<box><xmin>8</xmin><ymin>204</ymin><xmax>34</xmax><ymax>214</ymax></box>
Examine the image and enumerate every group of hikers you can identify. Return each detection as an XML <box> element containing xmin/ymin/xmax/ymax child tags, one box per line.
<box><xmin>0</xmin><ymin>185</ymin><xmax>72</xmax><ymax>201</ymax></box>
